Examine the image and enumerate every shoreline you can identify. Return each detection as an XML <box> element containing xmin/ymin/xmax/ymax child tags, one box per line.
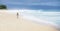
<box><xmin>0</xmin><ymin>10</ymin><xmax>59</xmax><ymax>31</ymax></box>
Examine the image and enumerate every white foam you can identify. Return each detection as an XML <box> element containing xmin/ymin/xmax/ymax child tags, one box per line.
<box><xmin>20</xmin><ymin>10</ymin><xmax>59</xmax><ymax>28</ymax></box>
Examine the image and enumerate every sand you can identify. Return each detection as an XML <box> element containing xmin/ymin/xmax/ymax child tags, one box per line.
<box><xmin>0</xmin><ymin>10</ymin><xmax>59</xmax><ymax>31</ymax></box>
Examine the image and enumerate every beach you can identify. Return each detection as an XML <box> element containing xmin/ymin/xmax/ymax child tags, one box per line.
<box><xmin>0</xmin><ymin>10</ymin><xmax>59</xmax><ymax>31</ymax></box>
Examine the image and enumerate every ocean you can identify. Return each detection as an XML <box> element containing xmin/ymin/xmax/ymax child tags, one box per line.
<box><xmin>20</xmin><ymin>10</ymin><xmax>60</xmax><ymax>28</ymax></box>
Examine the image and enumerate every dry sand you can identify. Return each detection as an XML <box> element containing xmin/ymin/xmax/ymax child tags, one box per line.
<box><xmin>0</xmin><ymin>10</ymin><xmax>59</xmax><ymax>31</ymax></box>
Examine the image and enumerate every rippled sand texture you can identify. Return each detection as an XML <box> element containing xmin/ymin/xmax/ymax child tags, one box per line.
<box><xmin>0</xmin><ymin>10</ymin><xmax>58</xmax><ymax>31</ymax></box>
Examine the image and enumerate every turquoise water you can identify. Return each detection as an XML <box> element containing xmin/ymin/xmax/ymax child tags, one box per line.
<box><xmin>21</xmin><ymin>10</ymin><xmax>60</xmax><ymax>27</ymax></box>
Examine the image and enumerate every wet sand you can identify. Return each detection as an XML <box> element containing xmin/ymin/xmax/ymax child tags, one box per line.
<box><xmin>0</xmin><ymin>10</ymin><xmax>59</xmax><ymax>31</ymax></box>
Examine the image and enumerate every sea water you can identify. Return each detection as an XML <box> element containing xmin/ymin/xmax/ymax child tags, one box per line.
<box><xmin>20</xmin><ymin>10</ymin><xmax>60</xmax><ymax>28</ymax></box>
